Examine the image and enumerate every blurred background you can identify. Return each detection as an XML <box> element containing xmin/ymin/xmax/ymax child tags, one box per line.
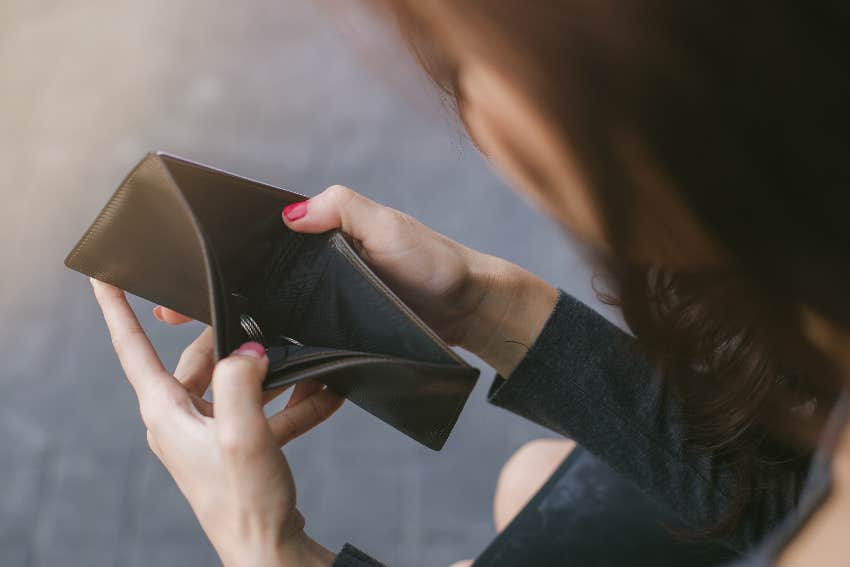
<box><xmin>0</xmin><ymin>1</ymin><xmax>614</xmax><ymax>565</ymax></box>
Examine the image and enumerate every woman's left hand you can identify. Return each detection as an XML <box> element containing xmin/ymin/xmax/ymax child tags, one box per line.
<box><xmin>91</xmin><ymin>279</ymin><xmax>341</xmax><ymax>567</ymax></box>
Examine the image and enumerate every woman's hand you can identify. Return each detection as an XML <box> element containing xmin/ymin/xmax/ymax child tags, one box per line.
<box><xmin>92</xmin><ymin>279</ymin><xmax>339</xmax><ymax>567</ymax></box>
<box><xmin>282</xmin><ymin>186</ymin><xmax>558</xmax><ymax>376</ymax></box>
<box><xmin>156</xmin><ymin>185</ymin><xmax>558</xmax><ymax>376</ymax></box>
<box><xmin>280</xmin><ymin>185</ymin><xmax>494</xmax><ymax>347</ymax></box>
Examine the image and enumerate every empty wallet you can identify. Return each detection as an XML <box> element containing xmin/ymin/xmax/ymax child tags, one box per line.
<box><xmin>65</xmin><ymin>152</ymin><xmax>479</xmax><ymax>450</ymax></box>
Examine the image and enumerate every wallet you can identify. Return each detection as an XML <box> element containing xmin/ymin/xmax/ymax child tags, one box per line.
<box><xmin>65</xmin><ymin>152</ymin><xmax>479</xmax><ymax>450</ymax></box>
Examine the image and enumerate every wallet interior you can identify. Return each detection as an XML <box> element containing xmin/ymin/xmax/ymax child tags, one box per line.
<box><xmin>228</xmin><ymin>229</ymin><xmax>466</xmax><ymax>387</ymax></box>
<box><xmin>159</xmin><ymin>155</ymin><xmax>467</xmax><ymax>370</ymax></box>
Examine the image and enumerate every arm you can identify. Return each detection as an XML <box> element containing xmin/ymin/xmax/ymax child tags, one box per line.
<box><xmin>279</xmin><ymin>186</ymin><xmax>797</xmax><ymax>549</ymax></box>
<box><xmin>275</xmin><ymin>185</ymin><xmax>792</xmax><ymax>551</ymax></box>
<box><xmin>487</xmin><ymin>290</ymin><xmax>800</xmax><ymax>552</ymax></box>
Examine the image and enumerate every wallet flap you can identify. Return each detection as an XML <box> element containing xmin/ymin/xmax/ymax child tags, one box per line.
<box><xmin>263</xmin><ymin>356</ymin><xmax>475</xmax><ymax>450</ymax></box>
<box><xmin>157</xmin><ymin>153</ymin><xmax>309</xmax><ymax>358</ymax></box>
<box><xmin>64</xmin><ymin>153</ymin><xmax>217</xmax><ymax>323</ymax></box>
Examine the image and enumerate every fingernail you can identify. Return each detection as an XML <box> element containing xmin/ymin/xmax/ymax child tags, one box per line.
<box><xmin>234</xmin><ymin>341</ymin><xmax>266</xmax><ymax>358</ymax></box>
<box><xmin>283</xmin><ymin>201</ymin><xmax>308</xmax><ymax>222</ymax></box>
<box><xmin>152</xmin><ymin>306</ymin><xmax>165</xmax><ymax>321</ymax></box>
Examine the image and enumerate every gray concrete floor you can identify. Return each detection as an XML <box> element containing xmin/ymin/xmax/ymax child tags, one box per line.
<box><xmin>0</xmin><ymin>2</ymin><xmax>616</xmax><ymax>565</ymax></box>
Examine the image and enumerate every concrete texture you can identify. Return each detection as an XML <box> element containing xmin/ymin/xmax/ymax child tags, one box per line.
<box><xmin>0</xmin><ymin>1</ymin><xmax>617</xmax><ymax>565</ymax></box>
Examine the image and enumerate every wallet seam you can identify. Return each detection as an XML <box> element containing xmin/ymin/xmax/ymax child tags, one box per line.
<box><xmin>65</xmin><ymin>159</ymin><xmax>147</xmax><ymax>270</ymax></box>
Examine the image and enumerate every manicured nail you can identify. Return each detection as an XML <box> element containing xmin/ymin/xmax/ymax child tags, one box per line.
<box><xmin>234</xmin><ymin>341</ymin><xmax>266</xmax><ymax>358</ymax></box>
<box><xmin>283</xmin><ymin>201</ymin><xmax>308</xmax><ymax>222</ymax></box>
<box><xmin>152</xmin><ymin>306</ymin><xmax>165</xmax><ymax>321</ymax></box>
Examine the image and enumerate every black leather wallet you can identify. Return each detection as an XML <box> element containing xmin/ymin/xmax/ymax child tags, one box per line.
<box><xmin>65</xmin><ymin>152</ymin><xmax>479</xmax><ymax>450</ymax></box>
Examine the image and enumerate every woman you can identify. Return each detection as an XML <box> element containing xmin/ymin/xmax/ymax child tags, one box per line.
<box><xmin>89</xmin><ymin>1</ymin><xmax>850</xmax><ymax>565</ymax></box>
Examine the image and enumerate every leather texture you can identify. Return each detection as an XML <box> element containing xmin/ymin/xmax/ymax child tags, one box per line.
<box><xmin>65</xmin><ymin>152</ymin><xmax>479</xmax><ymax>450</ymax></box>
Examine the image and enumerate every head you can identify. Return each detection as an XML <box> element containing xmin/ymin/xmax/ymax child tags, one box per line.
<box><xmin>362</xmin><ymin>0</ymin><xmax>850</xmax><ymax>534</ymax></box>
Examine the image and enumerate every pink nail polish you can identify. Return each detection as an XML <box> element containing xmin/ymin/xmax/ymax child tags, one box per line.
<box><xmin>152</xmin><ymin>306</ymin><xmax>165</xmax><ymax>321</ymax></box>
<box><xmin>283</xmin><ymin>201</ymin><xmax>307</xmax><ymax>222</ymax></box>
<box><xmin>234</xmin><ymin>341</ymin><xmax>266</xmax><ymax>358</ymax></box>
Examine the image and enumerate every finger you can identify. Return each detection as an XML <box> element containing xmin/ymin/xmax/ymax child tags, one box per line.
<box><xmin>285</xmin><ymin>381</ymin><xmax>323</xmax><ymax>409</ymax></box>
<box><xmin>153</xmin><ymin>306</ymin><xmax>193</xmax><ymax>325</ymax></box>
<box><xmin>175</xmin><ymin>330</ymin><xmax>285</xmax><ymax>406</ymax></box>
<box><xmin>190</xmin><ymin>393</ymin><xmax>213</xmax><ymax>417</ymax></box>
<box><xmin>212</xmin><ymin>342</ymin><xmax>271</xmax><ymax>450</ymax></box>
<box><xmin>268</xmin><ymin>387</ymin><xmax>344</xmax><ymax>446</ymax></box>
<box><xmin>199</xmin><ymin>387</ymin><xmax>286</xmax><ymax>420</ymax></box>
<box><xmin>146</xmin><ymin>429</ymin><xmax>161</xmax><ymax>458</ymax></box>
<box><xmin>263</xmin><ymin>385</ymin><xmax>291</xmax><ymax>406</ymax></box>
<box><xmin>282</xmin><ymin>185</ymin><xmax>395</xmax><ymax>245</ymax></box>
<box><xmin>174</xmin><ymin>327</ymin><xmax>215</xmax><ymax>396</ymax></box>
<box><xmin>91</xmin><ymin>280</ymin><xmax>184</xmax><ymax>408</ymax></box>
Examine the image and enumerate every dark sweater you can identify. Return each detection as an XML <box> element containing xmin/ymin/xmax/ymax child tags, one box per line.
<box><xmin>332</xmin><ymin>291</ymin><xmax>842</xmax><ymax>566</ymax></box>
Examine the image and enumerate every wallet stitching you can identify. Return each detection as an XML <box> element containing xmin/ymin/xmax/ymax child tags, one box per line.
<box><xmin>65</xmin><ymin>163</ymin><xmax>146</xmax><ymax>269</ymax></box>
<box><xmin>67</xmin><ymin>155</ymin><xmax>220</xmax><ymax>329</ymax></box>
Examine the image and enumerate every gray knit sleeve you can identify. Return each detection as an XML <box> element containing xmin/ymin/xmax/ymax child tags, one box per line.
<box><xmin>488</xmin><ymin>290</ymin><xmax>798</xmax><ymax>551</ymax></box>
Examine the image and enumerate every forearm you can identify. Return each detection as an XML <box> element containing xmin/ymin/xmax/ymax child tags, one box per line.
<box><xmin>459</xmin><ymin>250</ymin><xmax>559</xmax><ymax>377</ymax></box>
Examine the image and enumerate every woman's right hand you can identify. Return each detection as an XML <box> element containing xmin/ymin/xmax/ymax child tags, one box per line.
<box><xmin>281</xmin><ymin>185</ymin><xmax>558</xmax><ymax>376</ymax></box>
<box><xmin>281</xmin><ymin>185</ymin><xmax>494</xmax><ymax>347</ymax></box>
<box><xmin>160</xmin><ymin>185</ymin><xmax>558</xmax><ymax>377</ymax></box>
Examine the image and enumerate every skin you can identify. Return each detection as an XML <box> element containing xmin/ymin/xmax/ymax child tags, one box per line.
<box><xmin>92</xmin><ymin>281</ymin><xmax>340</xmax><ymax>566</ymax></box>
<box><xmin>93</xmin><ymin>38</ymin><xmax>850</xmax><ymax>567</ymax></box>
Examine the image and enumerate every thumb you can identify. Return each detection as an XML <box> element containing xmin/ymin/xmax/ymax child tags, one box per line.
<box><xmin>282</xmin><ymin>185</ymin><xmax>389</xmax><ymax>243</ymax></box>
<box><xmin>212</xmin><ymin>342</ymin><xmax>270</xmax><ymax>448</ymax></box>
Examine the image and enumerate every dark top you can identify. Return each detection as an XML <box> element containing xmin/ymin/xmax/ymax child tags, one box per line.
<box><xmin>332</xmin><ymin>291</ymin><xmax>844</xmax><ymax>566</ymax></box>
<box><xmin>726</xmin><ymin>394</ymin><xmax>847</xmax><ymax>566</ymax></box>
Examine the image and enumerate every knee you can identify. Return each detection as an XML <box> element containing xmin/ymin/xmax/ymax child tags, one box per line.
<box><xmin>493</xmin><ymin>438</ymin><xmax>576</xmax><ymax>533</ymax></box>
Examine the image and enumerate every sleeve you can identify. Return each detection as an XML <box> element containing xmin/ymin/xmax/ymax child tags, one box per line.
<box><xmin>332</xmin><ymin>544</ymin><xmax>387</xmax><ymax>567</ymax></box>
<box><xmin>488</xmin><ymin>290</ymin><xmax>799</xmax><ymax>552</ymax></box>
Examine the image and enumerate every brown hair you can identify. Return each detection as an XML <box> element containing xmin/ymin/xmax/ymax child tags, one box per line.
<box><xmin>363</xmin><ymin>0</ymin><xmax>850</xmax><ymax>537</ymax></box>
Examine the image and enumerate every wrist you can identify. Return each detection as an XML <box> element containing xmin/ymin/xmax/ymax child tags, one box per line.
<box><xmin>458</xmin><ymin>251</ymin><xmax>558</xmax><ymax>376</ymax></box>
<box><xmin>221</xmin><ymin>529</ymin><xmax>335</xmax><ymax>567</ymax></box>
<box><xmin>274</xmin><ymin>530</ymin><xmax>336</xmax><ymax>567</ymax></box>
